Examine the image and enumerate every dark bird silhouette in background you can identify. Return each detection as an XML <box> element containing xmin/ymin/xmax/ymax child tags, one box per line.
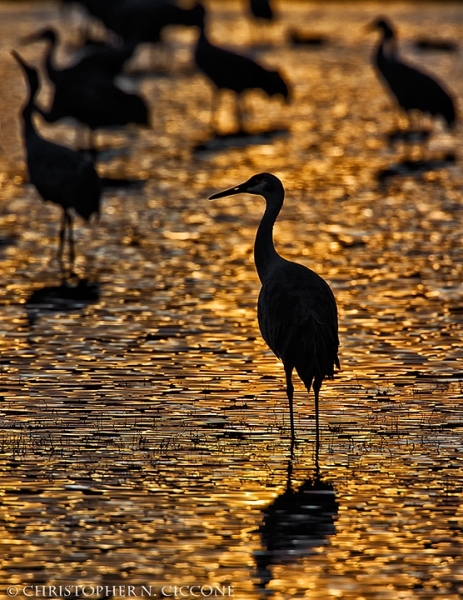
<box><xmin>40</xmin><ymin>76</ymin><xmax>149</xmax><ymax>152</ymax></box>
<box><xmin>13</xmin><ymin>51</ymin><xmax>101</xmax><ymax>269</ymax></box>
<box><xmin>370</xmin><ymin>17</ymin><xmax>456</xmax><ymax>131</ymax></box>
<box><xmin>195</xmin><ymin>23</ymin><xmax>289</xmax><ymax>131</ymax></box>
<box><xmin>107</xmin><ymin>0</ymin><xmax>206</xmax><ymax>47</ymax></box>
<box><xmin>22</xmin><ymin>27</ymin><xmax>135</xmax><ymax>86</ymax></box>
<box><xmin>209</xmin><ymin>173</ymin><xmax>339</xmax><ymax>448</ymax></box>
<box><xmin>22</xmin><ymin>27</ymin><xmax>148</xmax><ymax>151</ymax></box>
<box><xmin>64</xmin><ymin>0</ymin><xmax>205</xmax><ymax>66</ymax></box>
<box><xmin>247</xmin><ymin>0</ymin><xmax>275</xmax><ymax>46</ymax></box>
<box><xmin>26</xmin><ymin>31</ymin><xmax>149</xmax><ymax>152</ymax></box>
<box><xmin>249</xmin><ymin>0</ymin><xmax>274</xmax><ymax>22</ymax></box>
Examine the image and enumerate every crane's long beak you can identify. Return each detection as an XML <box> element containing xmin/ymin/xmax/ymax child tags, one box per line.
<box><xmin>11</xmin><ymin>49</ymin><xmax>26</xmax><ymax>69</ymax></box>
<box><xmin>209</xmin><ymin>182</ymin><xmax>246</xmax><ymax>199</ymax></box>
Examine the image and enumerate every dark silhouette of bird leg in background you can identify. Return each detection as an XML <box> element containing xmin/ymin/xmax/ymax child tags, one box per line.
<box><xmin>236</xmin><ymin>94</ymin><xmax>246</xmax><ymax>132</ymax></box>
<box><xmin>284</xmin><ymin>363</ymin><xmax>296</xmax><ymax>444</ymax></box>
<box><xmin>209</xmin><ymin>174</ymin><xmax>339</xmax><ymax>448</ymax></box>
<box><xmin>58</xmin><ymin>209</ymin><xmax>75</xmax><ymax>268</ymax></box>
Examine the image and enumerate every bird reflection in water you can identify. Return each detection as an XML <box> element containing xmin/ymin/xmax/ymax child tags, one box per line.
<box><xmin>25</xmin><ymin>277</ymin><xmax>100</xmax><ymax>328</ymax></box>
<box><xmin>255</xmin><ymin>460</ymin><xmax>338</xmax><ymax>592</ymax></box>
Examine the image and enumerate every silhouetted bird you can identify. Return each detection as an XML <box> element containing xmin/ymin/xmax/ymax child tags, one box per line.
<box><xmin>195</xmin><ymin>26</ymin><xmax>289</xmax><ymax>130</ymax></box>
<box><xmin>23</xmin><ymin>28</ymin><xmax>147</xmax><ymax>150</ymax></box>
<box><xmin>371</xmin><ymin>17</ymin><xmax>456</xmax><ymax>130</ymax></box>
<box><xmin>61</xmin><ymin>0</ymin><xmax>118</xmax><ymax>30</ymax></box>
<box><xmin>249</xmin><ymin>0</ymin><xmax>273</xmax><ymax>22</ymax></box>
<box><xmin>23</xmin><ymin>27</ymin><xmax>135</xmax><ymax>86</ymax></box>
<box><xmin>108</xmin><ymin>0</ymin><xmax>206</xmax><ymax>47</ymax></box>
<box><xmin>13</xmin><ymin>51</ymin><xmax>101</xmax><ymax>267</ymax></box>
<box><xmin>28</xmin><ymin>33</ymin><xmax>150</xmax><ymax>153</ymax></box>
<box><xmin>209</xmin><ymin>173</ymin><xmax>339</xmax><ymax>446</ymax></box>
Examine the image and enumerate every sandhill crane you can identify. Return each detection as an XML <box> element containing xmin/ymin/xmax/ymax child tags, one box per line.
<box><xmin>195</xmin><ymin>25</ymin><xmax>289</xmax><ymax>130</ymax></box>
<box><xmin>13</xmin><ymin>50</ymin><xmax>101</xmax><ymax>268</ymax></box>
<box><xmin>371</xmin><ymin>17</ymin><xmax>456</xmax><ymax>130</ymax></box>
<box><xmin>209</xmin><ymin>173</ymin><xmax>339</xmax><ymax>448</ymax></box>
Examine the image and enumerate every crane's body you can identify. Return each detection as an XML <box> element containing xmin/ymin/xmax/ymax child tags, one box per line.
<box><xmin>195</xmin><ymin>26</ymin><xmax>288</xmax><ymax>129</ymax></box>
<box><xmin>209</xmin><ymin>173</ymin><xmax>339</xmax><ymax>447</ymax></box>
<box><xmin>23</xmin><ymin>28</ymin><xmax>134</xmax><ymax>86</ymax></box>
<box><xmin>23</xmin><ymin>28</ymin><xmax>148</xmax><ymax>151</ymax></box>
<box><xmin>372</xmin><ymin>17</ymin><xmax>456</xmax><ymax>129</ymax></box>
<box><xmin>13</xmin><ymin>51</ymin><xmax>101</xmax><ymax>267</ymax></box>
<box><xmin>249</xmin><ymin>0</ymin><xmax>273</xmax><ymax>21</ymax></box>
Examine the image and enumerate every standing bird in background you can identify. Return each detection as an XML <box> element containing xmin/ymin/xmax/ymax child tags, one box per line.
<box><xmin>370</xmin><ymin>17</ymin><xmax>456</xmax><ymax>131</ymax></box>
<box><xmin>22</xmin><ymin>27</ymin><xmax>135</xmax><ymax>86</ymax></box>
<box><xmin>249</xmin><ymin>0</ymin><xmax>273</xmax><ymax>22</ymax></box>
<box><xmin>209</xmin><ymin>173</ymin><xmax>340</xmax><ymax>449</ymax></box>
<box><xmin>195</xmin><ymin>24</ymin><xmax>289</xmax><ymax>131</ymax></box>
<box><xmin>12</xmin><ymin>51</ymin><xmax>101</xmax><ymax>269</ymax></box>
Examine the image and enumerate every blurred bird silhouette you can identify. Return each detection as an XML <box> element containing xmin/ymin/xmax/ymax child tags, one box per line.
<box><xmin>41</xmin><ymin>76</ymin><xmax>149</xmax><ymax>152</ymax></box>
<box><xmin>249</xmin><ymin>0</ymin><xmax>274</xmax><ymax>22</ymax></box>
<box><xmin>370</xmin><ymin>17</ymin><xmax>456</xmax><ymax>131</ymax></box>
<box><xmin>23</xmin><ymin>27</ymin><xmax>148</xmax><ymax>151</ymax></box>
<box><xmin>195</xmin><ymin>24</ymin><xmax>289</xmax><ymax>131</ymax></box>
<box><xmin>22</xmin><ymin>27</ymin><xmax>135</xmax><ymax>86</ymax></box>
<box><xmin>13</xmin><ymin>51</ymin><xmax>101</xmax><ymax>269</ymax></box>
<box><xmin>108</xmin><ymin>0</ymin><xmax>206</xmax><ymax>47</ymax></box>
<box><xmin>209</xmin><ymin>173</ymin><xmax>339</xmax><ymax>447</ymax></box>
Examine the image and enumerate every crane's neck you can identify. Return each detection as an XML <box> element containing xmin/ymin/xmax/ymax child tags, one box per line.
<box><xmin>21</xmin><ymin>87</ymin><xmax>40</xmax><ymax>142</ymax></box>
<box><xmin>376</xmin><ymin>31</ymin><xmax>397</xmax><ymax>66</ymax></box>
<box><xmin>44</xmin><ymin>39</ymin><xmax>60</xmax><ymax>84</ymax></box>
<box><xmin>254</xmin><ymin>188</ymin><xmax>284</xmax><ymax>283</ymax></box>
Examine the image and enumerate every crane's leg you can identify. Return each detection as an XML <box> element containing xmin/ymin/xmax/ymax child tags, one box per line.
<box><xmin>58</xmin><ymin>210</ymin><xmax>67</xmax><ymax>265</ymax></box>
<box><xmin>284</xmin><ymin>364</ymin><xmax>295</xmax><ymax>443</ymax></box>
<box><xmin>313</xmin><ymin>379</ymin><xmax>321</xmax><ymax>460</ymax></box>
<box><xmin>89</xmin><ymin>128</ymin><xmax>96</xmax><ymax>156</ymax></box>
<box><xmin>211</xmin><ymin>89</ymin><xmax>220</xmax><ymax>132</ymax></box>
<box><xmin>66</xmin><ymin>211</ymin><xmax>75</xmax><ymax>267</ymax></box>
<box><xmin>236</xmin><ymin>94</ymin><xmax>245</xmax><ymax>133</ymax></box>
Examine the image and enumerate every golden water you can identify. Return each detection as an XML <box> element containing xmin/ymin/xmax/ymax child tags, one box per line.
<box><xmin>0</xmin><ymin>1</ymin><xmax>462</xmax><ymax>599</ymax></box>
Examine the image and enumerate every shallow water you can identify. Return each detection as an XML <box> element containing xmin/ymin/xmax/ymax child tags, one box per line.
<box><xmin>0</xmin><ymin>1</ymin><xmax>462</xmax><ymax>599</ymax></box>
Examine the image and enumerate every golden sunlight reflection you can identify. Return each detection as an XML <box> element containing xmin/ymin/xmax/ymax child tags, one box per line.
<box><xmin>0</xmin><ymin>0</ymin><xmax>461</xmax><ymax>599</ymax></box>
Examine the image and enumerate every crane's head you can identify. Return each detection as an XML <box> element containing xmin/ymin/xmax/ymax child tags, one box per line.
<box><xmin>11</xmin><ymin>50</ymin><xmax>40</xmax><ymax>99</ymax></box>
<box><xmin>21</xmin><ymin>27</ymin><xmax>57</xmax><ymax>45</ymax></box>
<box><xmin>368</xmin><ymin>17</ymin><xmax>395</xmax><ymax>39</ymax></box>
<box><xmin>189</xmin><ymin>3</ymin><xmax>206</xmax><ymax>27</ymax></box>
<box><xmin>209</xmin><ymin>173</ymin><xmax>283</xmax><ymax>199</ymax></box>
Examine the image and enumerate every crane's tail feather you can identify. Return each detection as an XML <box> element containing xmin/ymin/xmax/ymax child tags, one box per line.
<box><xmin>289</xmin><ymin>315</ymin><xmax>339</xmax><ymax>393</ymax></box>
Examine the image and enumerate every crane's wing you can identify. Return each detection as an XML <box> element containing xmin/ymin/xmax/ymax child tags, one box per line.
<box><xmin>195</xmin><ymin>36</ymin><xmax>272</xmax><ymax>93</ymax></box>
<box><xmin>27</xmin><ymin>140</ymin><xmax>100</xmax><ymax>217</ymax></box>
<box><xmin>257</xmin><ymin>261</ymin><xmax>339</xmax><ymax>381</ymax></box>
<box><xmin>378</xmin><ymin>54</ymin><xmax>455</xmax><ymax>124</ymax></box>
